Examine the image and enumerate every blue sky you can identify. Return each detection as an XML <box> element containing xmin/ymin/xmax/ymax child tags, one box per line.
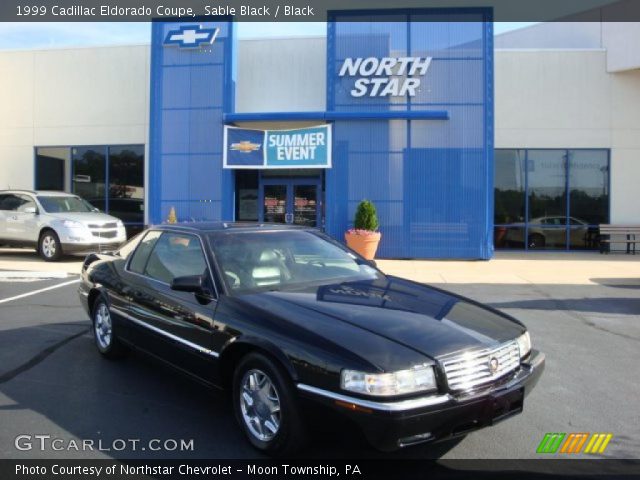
<box><xmin>0</xmin><ymin>22</ymin><xmax>536</xmax><ymax>49</ymax></box>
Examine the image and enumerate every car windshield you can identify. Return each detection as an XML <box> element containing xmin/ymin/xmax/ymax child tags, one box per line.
<box><xmin>37</xmin><ymin>196</ymin><xmax>95</xmax><ymax>213</ymax></box>
<box><xmin>209</xmin><ymin>230</ymin><xmax>382</xmax><ymax>294</ymax></box>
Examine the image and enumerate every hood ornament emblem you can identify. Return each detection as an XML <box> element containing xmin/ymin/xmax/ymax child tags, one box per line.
<box><xmin>489</xmin><ymin>356</ymin><xmax>499</xmax><ymax>374</ymax></box>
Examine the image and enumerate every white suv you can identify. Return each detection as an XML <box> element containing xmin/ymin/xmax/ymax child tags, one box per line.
<box><xmin>0</xmin><ymin>190</ymin><xmax>127</xmax><ymax>261</ymax></box>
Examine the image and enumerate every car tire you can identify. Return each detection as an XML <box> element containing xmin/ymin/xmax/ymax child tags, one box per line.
<box><xmin>528</xmin><ymin>233</ymin><xmax>546</xmax><ymax>249</ymax></box>
<box><xmin>39</xmin><ymin>230</ymin><xmax>62</xmax><ymax>262</ymax></box>
<box><xmin>92</xmin><ymin>296</ymin><xmax>126</xmax><ymax>359</ymax></box>
<box><xmin>232</xmin><ymin>352</ymin><xmax>307</xmax><ymax>456</ymax></box>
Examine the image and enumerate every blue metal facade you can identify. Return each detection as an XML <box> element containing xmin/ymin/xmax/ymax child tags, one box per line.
<box><xmin>325</xmin><ymin>10</ymin><xmax>494</xmax><ymax>258</ymax></box>
<box><xmin>149</xmin><ymin>19</ymin><xmax>236</xmax><ymax>225</ymax></box>
<box><xmin>148</xmin><ymin>10</ymin><xmax>494</xmax><ymax>259</ymax></box>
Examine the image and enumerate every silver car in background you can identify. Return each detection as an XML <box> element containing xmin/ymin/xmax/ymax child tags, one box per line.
<box><xmin>0</xmin><ymin>190</ymin><xmax>127</xmax><ymax>261</ymax></box>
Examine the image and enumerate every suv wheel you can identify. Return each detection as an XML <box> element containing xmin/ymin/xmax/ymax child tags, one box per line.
<box><xmin>39</xmin><ymin>230</ymin><xmax>62</xmax><ymax>261</ymax></box>
<box><xmin>233</xmin><ymin>353</ymin><xmax>307</xmax><ymax>456</ymax></box>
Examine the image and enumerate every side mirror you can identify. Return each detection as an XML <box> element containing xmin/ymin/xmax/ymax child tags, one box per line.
<box><xmin>24</xmin><ymin>206</ymin><xmax>38</xmax><ymax>214</ymax></box>
<box><xmin>170</xmin><ymin>275</ymin><xmax>204</xmax><ymax>294</ymax></box>
<box><xmin>92</xmin><ymin>208</ymin><xmax>100</xmax><ymax>213</ymax></box>
<box><xmin>367</xmin><ymin>259</ymin><xmax>377</xmax><ymax>269</ymax></box>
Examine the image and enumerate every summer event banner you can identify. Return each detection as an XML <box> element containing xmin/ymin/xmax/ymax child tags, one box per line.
<box><xmin>223</xmin><ymin>125</ymin><xmax>332</xmax><ymax>169</ymax></box>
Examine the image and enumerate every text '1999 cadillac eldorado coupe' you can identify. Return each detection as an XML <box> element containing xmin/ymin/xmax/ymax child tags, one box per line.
<box><xmin>78</xmin><ymin>223</ymin><xmax>544</xmax><ymax>455</ymax></box>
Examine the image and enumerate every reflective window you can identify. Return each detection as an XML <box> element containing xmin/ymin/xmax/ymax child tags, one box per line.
<box><xmin>108</xmin><ymin>146</ymin><xmax>145</xmax><ymax>232</ymax></box>
<box><xmin>494</xmin><ymin>149</ymin><xmax>609</xmax><ymax>251</ymax></box>
<box><xmin>37</xmin><ymin>195</ymin><xmax>93</xmax><ymax>213</ymax></box>
<box><xmin>35</xmin><ymin>144</ymin><xmax>145</xmax><ymax>237</ymax></box>
<box><xmin>569</xmin><ymin>151</ymin><xmax>609</xmax><ymax>226</ymax></box>
<box><xmin>129</xmin><ymin>230</ymin><xmax>162</xmax><ymax>275</ymax></box>
<box><xmin>210</xmin><ymin>230</ymin><xmax>380</xmax><ymax>294</ymax></box>
<box><xmin>527</xmin><ymin>150</ymin><xmax>567</xmax><ymax>222</ymax></box>
<box><xmin>15</xmin><ymin>195</ymin><xmax>36</xmax><ymax>213</ymax></box>
<box><xmin>72</xmin><ymin>147</ymin><xmax>106</xmax><ymax>212</ymax></box>
<box><xmin>36</xmin><ymin>147</ymin><xmax>69</xmax><ymax>191</ymax></box>
<box><xmin>494</xmin><ymin>150</ymin><xmax>526</xmax><ymax>225</ymax></box>
<box><xmin>144</xmin><ymin>233</ymin><xmax>207</xmax><ymax>284</ymax></box>
<box><xmin>0</xmin><ymin>194</ymin><xmax>25</xmax><ymax>211</ymax></box>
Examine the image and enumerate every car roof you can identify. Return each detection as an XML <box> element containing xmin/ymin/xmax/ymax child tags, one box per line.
<box><xmin>152</xmin><ymin>222</ymin><xmax>313</xmax><ymax>233</ymax></box>
<box><xmin>34</xmin><ymin>191</ymin><xmax>80</xmax><ymax>197</ymax></box>
<box><xmin>0</xmin><ymin>190</ymin><xmax>79</xmax><ymax>197</ymax></box>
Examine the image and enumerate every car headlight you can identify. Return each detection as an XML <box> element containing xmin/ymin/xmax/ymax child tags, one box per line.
<box><xmin>516</xmin><ymin>331</ymin><xmax>531</xmax><ymax>359</ymax></box>
<box><xmin>61</xmin><ymin>220</ymin><xmax>84</xmax><ymax>229</ymax></box>
<box><xmin>341</xmin><ymin>365</ymin><xmax>437</xmax><ymax>397</ymax></box>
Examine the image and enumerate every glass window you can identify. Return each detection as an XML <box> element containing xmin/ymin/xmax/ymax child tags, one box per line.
<box><xmin>527</xmin><ymin>150</ymin><xmax>567</xmax><ymax>223</ymax></box>
<box><xmin>210</xmin><ymin>230</ymin><xmax>381</xmax><ymax>294</ymax></box>
<box><xmin>235</xmin><ymin>171</ymin><xmax>258</xmax><ymax>222</ymax></box>
<box><xmin>494</xmin><ymin>148</ymin><xmax>609</xmax><ymax>251</ymax></box>
<box><xmin>36</xmin><ymin>147</ymin><xmax>70</xmax><ymax>191</ymax></box>
<box><xmin>72</xmin><ymin>147</ymin><xmax>106</xmax><ymax>211</ymax></box>
<box><xmin>144</xmin><ymin>233</ymin><xmax>207</xmax><ymax>284</ymax></box>
<box><xmin>0</xmin><ymin>194</ymin><xmax>25</xmax><ymax>211</ymax></box>
<box><xmin>37</xmin><ymin>195</ymin><xmax>94</xmax><ymax>213</ymax></box>
<box><xmin>129</xmin><ymin>230</ymin><xmax>162</xmax><ymax>275</ymax></box>
<box><xmin>569</xmin><ymin>150</ymin><xmax>609</xmax><ymax>226</ymax></box>
<box><xmin>15</xmin><ymin>195</ymin><xmax>36</xmax><ymax>213</ymax></box>
<box><xmin>117</xmin><ymin>232</ymin><xmax>145</xmax><ymax>259</ymax></box>
<box><xmin>494</xmin><ymin>150</ymin><xmax>526</xmax><ymax>225</ymax></box>
<box><xmin>108</xmin><ymin>146</ymin><xmax>145</xmax><ymax>229</ymax></box>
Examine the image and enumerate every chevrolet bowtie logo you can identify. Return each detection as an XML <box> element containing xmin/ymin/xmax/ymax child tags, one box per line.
<box><xmin>164</xmin><ymin>25</ymin><xmax>219</xmax><ymax>48</ymax></box>
<box><xmin>230</xmin><ymin>141</ymin><xmax>261</xmax><ymax>153</ymax></box>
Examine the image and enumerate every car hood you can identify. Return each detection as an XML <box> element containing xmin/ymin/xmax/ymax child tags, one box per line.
<box><xmin>47</xmin><ymin>212</ymin><xmax>120</xmax><ymax>225</ymax></box>
<box><xmin>239</xmin><ymin>276</ymin><xmax>525</xmax><ymax>361</ymax></box>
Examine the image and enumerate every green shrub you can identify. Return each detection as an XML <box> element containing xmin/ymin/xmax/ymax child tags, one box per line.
<box><xmin>354</xmin><ymin>200</ymin><xmax>379</xmax><ymax>232</ymax></box>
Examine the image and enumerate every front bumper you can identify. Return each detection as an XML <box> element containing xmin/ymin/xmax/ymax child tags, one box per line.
<box><xmin>62</xmin><ymin>241</ymin><xmax>124</xmax><ymax>255</ymax></box>
<box><xmin>298</xmin><ymin>350</ymin><xmax>545</xmax><ymax>451</ymax></box>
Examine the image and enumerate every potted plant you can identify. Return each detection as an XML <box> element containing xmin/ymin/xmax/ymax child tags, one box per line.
<box><xmin>345</xmin><ymin>200</ymin><xmax>381</xmax><ymax>260</ymax></box>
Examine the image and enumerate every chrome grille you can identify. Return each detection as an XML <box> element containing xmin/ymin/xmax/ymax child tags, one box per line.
<box><xmin>441</xmin><ymin>341</ymin><xmax>520</xmax><ymax>392</ymax></box>
<box><xmin>88</xmin><ymin>222</ymin><xmax>117</xmax><ymax>229</ymax></box>
<box><xmin>92</xmin><ymin>230</ymin><xmax>117</xmax><ymax>239</ymax></box>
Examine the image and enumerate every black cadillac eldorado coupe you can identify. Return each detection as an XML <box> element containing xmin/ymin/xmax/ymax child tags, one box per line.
<box><xmin>78</xmin><ymin>223</ymin><xmax>544</xmax><ymax>455</ymax></box>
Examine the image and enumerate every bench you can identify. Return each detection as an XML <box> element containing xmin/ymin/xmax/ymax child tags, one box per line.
<box><xmin>599</xmin><ymin>225</ymin><xmax>640</xmax><ymax>254</ymax></box>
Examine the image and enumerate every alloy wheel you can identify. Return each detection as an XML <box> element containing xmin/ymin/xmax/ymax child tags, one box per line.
<box><xmin>42</xmin><ymin>235</ymin><xmax>56</xmax><ymax>258</ymax></box>
<box><xmin>239</xmin><ymin>369</ymin><xmax>282</xmax><ymax>442</ymax></box>
<box><xmin>94</xmin><ymin>303</ymin><xmax>112</xmax><ymax>350</ymax></box>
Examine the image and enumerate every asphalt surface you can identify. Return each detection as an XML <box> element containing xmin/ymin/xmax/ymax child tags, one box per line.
<box><xmin>0</xmin><ymin>274</ymin><xmax>639</xmax><ymax>460</ymax></box>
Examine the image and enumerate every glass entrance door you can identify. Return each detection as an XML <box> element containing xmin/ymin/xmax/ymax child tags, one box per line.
<box><xmin>259</xmin><ymin>177</ymin><xmax>321</xmax><ymax>227</ymax></box>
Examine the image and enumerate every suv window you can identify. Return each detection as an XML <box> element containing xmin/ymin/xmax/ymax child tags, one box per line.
<box><xmin>16</xmin><ymin>195</ymin><xmax>36</xmax><ymax>213</ymax></box>
<box><xmin>128</xmin><ymin>230</ymin><xmax>162</xmax><ymax>274</ymax></box>
<box><xmin>144</xmin><ymin>232</ymin><xmax>207</xmax><ymax>284</ymax></box>
<box><xmin>0</xmin><ymin>194</ymin><xmax>27</xmax><ymax>211</ymax></box>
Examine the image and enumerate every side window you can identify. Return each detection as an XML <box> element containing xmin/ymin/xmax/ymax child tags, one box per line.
<box><xmin>16</xmin><ymin>195</ymin><xmax>36</xmax><ymax>213</ymax></box>
<box><xmin>117</xmin><ymin>231</ymin><xmax>145</xmax><ymax>259</ymax></box>
<box><xmin>128</xmin><ymin>230</ymin><xmax>162</xmax><ymax>274</ymax></box>
<box><xmin>0</xmin><ymin>194</ymin><xmax>23</xmax><ymax>211</ymax></box>
<box><xmin>144</xmin><ymin>232</ymin><xmax>207</xmax><ymax>284</ymax></box>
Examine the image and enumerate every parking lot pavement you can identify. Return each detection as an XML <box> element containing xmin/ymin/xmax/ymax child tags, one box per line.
<box><xmin>0</xmin><ymin>265</ymin><xmax>639</xmax><ymax>459</ymax></box>
<box><xmin>0</xmin><ymin>248</ymin><xmax>82</xmax><ymax>275</ymax></box>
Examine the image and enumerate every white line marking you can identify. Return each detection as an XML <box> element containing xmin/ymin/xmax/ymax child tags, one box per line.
<box><xmin>0</xmin><ymin>278</ymin><xmax>80</xmax><ymax>305</ymax></box>
<box><xmin>0</xmin><ymin>271</ymin><xmax>68</xmax><ymax>279</ymax></box>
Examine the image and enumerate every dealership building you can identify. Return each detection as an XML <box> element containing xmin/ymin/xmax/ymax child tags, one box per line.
<box><xmin>0</xmin><ymin>12</ymin><xmax>639</xmax><ymax>259</ymax></box>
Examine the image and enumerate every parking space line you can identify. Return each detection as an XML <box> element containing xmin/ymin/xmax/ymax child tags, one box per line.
<box><xmin>0</xmin><ymin>278</ymin><xmax>80</xmax><ymax>305</ymax></box>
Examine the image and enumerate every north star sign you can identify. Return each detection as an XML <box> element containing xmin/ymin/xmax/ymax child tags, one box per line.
<box><xmin>338</xmin><ymin>56</ymin><xmax>432</xmax><ymax>97</ymax></box>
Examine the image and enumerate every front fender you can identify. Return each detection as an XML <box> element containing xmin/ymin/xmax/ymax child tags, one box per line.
<box><xmin>218</xmin><ymin>335</ymin><xmax>300</xmax><ymax>384</ymax></box>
